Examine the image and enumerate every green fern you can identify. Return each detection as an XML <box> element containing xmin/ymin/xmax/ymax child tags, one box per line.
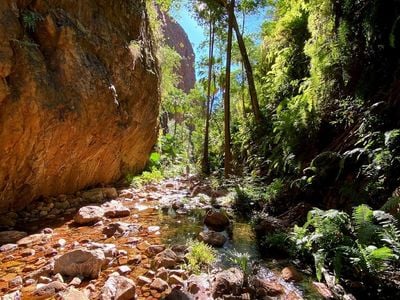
<box><xmin>381</xmin><ymin>224</ymin><xmax>400</xmax><ymax>257</ymax></box>
<box><xmin>352</xmin><ymin>204</ymin><xmax>376</xmax><ymax>245</ymax></box>
<box><xmin>351</xmin><ymin>242</ymin><xmax>395</xmax><ymax>274</ymax></box>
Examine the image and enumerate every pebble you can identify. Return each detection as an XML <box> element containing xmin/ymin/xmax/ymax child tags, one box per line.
<box><xmin>138</xmin><ymin>276</ymin><xmax>152</xmax><ymax>285</ymax></box>
<box><xmin>54</xmin><ymin>239</ymin><xmax>66</xmax><ymax>248</ymax></box>
<box><xmin>42</xmin><ymin>228</ymin><xmax>53</xmax><ymax>234</ymax></box>
<box><xmin>38</xmin><ymin>276</ymin><xmax>52</xmax><ymax>284</ymax></box>
<box><xmin>147</xmin><ymin>226</ymin><xmax>160</xmax><ymax>233</ymax></box>
<box><xmin>21</xmin><ymin>249</ymin><xmax>36</xmax><ymax>257</ymax></box>
<box><xmin>129</xmin><ymin>254</ymin><xmax>142</xmax><ymax>264</ymax></box>
<box><xmin>150</xmin><ymin>278</ymin><xmax>169</xmax><ymax>292</ymax></box>
<box><xmin>0</xmin><ymin>244</ymin><xmax>18</xmax><ymax>252</ymax></box>
<box><xmin>9</xmin><ymin>276</ymin><xmax>23</xmax><ymax>288</ymax></box>
<box><xmin>69</xmin><ymin>277</ymin><xmax>82</xmax><ymax>286</ymax></box>
<box><xmin>117</xmin><ymin>265</ymin><xmax>131</xmax><ymax>274</ymax></box>
<box><xmin>52</xmin><ymin>273</ymin><xmax>64</xmax><ymax>283</ymax></box>
<box><xmin>118</xmin><ymin>256</ymin><xmax>128</xmax><ymax>265</ymax></box>
<box><xmin>25</xmin><ymin>278</ymin><xmax>36</xmax><ymax>286</ymax></box>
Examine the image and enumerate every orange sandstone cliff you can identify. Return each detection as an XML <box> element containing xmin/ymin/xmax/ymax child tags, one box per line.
<box><xmin>0</xmin><ymin>0</ymin><xmax>161</xmax><ymax>212</ymax></box>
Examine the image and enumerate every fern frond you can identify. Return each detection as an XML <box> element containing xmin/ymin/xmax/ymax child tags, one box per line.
<box><xmin>353</xmin><ymin>204</ymin><xmax>373</xmax><ymax>226</ymax></box>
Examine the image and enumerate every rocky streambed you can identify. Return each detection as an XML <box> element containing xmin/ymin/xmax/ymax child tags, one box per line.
<box><xmin>0</xmin><ymin>177</ymin><xmax>326</xmax><ymax>299</ymax></box>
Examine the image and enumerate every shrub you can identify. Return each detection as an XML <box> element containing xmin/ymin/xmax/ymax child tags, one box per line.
<box><xmin>127</xmin><ymin>168</ymin><xmax>163</xmax><ymax>188</ymax></box>
<box><xmin>290</xmin><ymin>205</ymin><xmax>399</xmax><ymax>281</ymax></box>
<box><xmin>185</xmin><ymin>240</ymin><xmax>216</xmax><ymax>274</ymax></box>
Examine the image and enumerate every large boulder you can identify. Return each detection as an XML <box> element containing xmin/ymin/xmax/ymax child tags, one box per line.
<box><xmin>0</xmin><ymin>0</ymin><xmax>160</xmax><ymax>213</ymax></box>
<box><xmin>74</xmin><ymin>206</ymin><xmax>104</xmax><ymax>225</ymax></box>
<box><xmin>252</xmin><ymin>277</ymin><xmax>284</xmax><ymax>297</ymax></box>
<box><xmin>100</xmin><ymin>274</ymin><xmax>136</xmax><ymax>300</ymax></box>
<box><xmin>204</xmin><ymin>210</ymin><xmax>230</xmax><ymax>232</ymax></box>
<box><xmin>54</xmin><ymin>249</ymin><xmax>106</xmax><ymax>279</ymax></box>
<box><xmin>212</xmin><ymin>268</ymin><xmax>244</xmax><ymax>298</ymax></box>
<box><xmin>253</xmin><ymin>215</ymin><xmax>286</xmax><ymax>237</ymax></box>
<box><xmin>102</xmin><ymin>200</ymin><xmax>130</xmax><ymax>218</ymax></box>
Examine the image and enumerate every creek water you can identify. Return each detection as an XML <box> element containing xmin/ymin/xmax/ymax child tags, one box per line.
<box><xmin>0</xmin><ymin>180</ymin><xmax>323</xmax><ymax>299</ymax></box>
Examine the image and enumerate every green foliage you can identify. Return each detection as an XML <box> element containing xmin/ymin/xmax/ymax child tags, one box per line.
<box><xmin>290</xmin><ymin>205</ymin><xmax>400</xmax><ymax>281</ymax></box>
<box><xmin>22</xmin><ymin>10</ymin><xmax>43</xmax><ymax>32</ymax></box>
<box><xmin>381</xmin><ymin>196</ymin><xmax>400</xmax><ymax>221</ymax></box>
<box><xmin>185</xmin><ymin>240</ymin><xmax>216</xmax><ymax>274</ymax></box>
<box><xmin>228</xmin><ymin>250</ymin><xmax>251</xmax><ymax>278</ymax></box>
<box><xmin>260</xmin><ymin>231</ymin><xmax>294</xmax><ymax>256</ymax></box>
<box><xmin>127</xmin><ymin>168</ymin><xmax>164</xmax><ymax>188</ymax></box>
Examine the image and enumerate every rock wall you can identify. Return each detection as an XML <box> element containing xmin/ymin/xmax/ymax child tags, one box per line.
<box><xmin>160</xmin><ymin>12</ymin><xmax>195</xmax><ymax>93</ymax></box>
<box><xmin>0</xmin><ymin>0</ymin><xmax>161</xmax><ymax>212</ymax></box>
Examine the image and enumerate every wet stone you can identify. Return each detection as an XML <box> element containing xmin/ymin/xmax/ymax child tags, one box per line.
<box><xmin>198</xmin><ymin>231</ymin><xmax>227</xmax><ymax>247</ymax></box>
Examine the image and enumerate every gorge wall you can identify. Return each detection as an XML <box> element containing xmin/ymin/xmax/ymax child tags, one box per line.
<box><xmin>160</xmin><ymin>12</ymin><xmax>195</xmax><ymax>93</ymax></box>
<box><xmin>0</xmin><ymin>0</ymin><xmax>161</xmax><ymax>212</ymax></box>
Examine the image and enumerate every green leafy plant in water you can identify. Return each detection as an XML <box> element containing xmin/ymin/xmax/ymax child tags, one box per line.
<box><xmin>228</xmin><ymin>250</ymin><xmax>251</xmax><ymax>278</ymax></box>
<box><xmin>185</xmin><ymin>240</ymin><xmax>216</xmax><ymax>274</ymax></box>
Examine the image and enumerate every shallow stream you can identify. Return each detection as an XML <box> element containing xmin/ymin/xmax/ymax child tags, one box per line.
<box><xmin>0</xmin><ymin>179</ymin><xmax>323</xmax><ymax>299</ymax></box>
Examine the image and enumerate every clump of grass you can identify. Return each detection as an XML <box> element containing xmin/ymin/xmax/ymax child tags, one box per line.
<box><xmin>184</xmin><ymin>240</ymin><xmax>216</xmax><ymax>274</ymax></box>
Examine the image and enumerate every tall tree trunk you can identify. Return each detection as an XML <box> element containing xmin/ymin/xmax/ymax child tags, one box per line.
<box><xmin>224</xmin><ymin>0</ymin><xmax>234</xmax><ymax>178</ymax></box>
<box><xmin>202</xmin><ymin>18</ymin><xmax>215</xmax><ymax>175</ymax></box>
<box><xmin>241</xmin><ymin>10</ymin><xmax>246</xmax><ymax>118</ymax></box>
<box><xmin>231</xmin><ymin>14</ymin><xmax>262</xmax><ymax>123</ymax></box>
<box><xmin>215</xmin><ymin>0</ymin><xmax>262</xmax><ymax>123</ymax></box>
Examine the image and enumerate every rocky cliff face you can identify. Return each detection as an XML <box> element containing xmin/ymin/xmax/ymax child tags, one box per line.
<box><xmin>160</xmin><ymin>12</ymin><xmax>195</xmax><ymax>93</ymax></box>
<box><xmin>0</xmin><ymin>0</ymin><xmax>161</xmax><ymax>212</ymax></box>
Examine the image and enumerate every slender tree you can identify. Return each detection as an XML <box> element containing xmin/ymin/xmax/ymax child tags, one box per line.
<box><xmin>214</xmin><ymin>0</ymin><xmax>262</xmax><ymax>123</ymax></box>
<box><xmin>224</xmin><ymin>0</ymin><xmax>234</xmax><ymax>178</ymax></box>
<box><xmin>202</xmin><ymin>17</ymin><xmax>216</xmax><ymax>175</ymax></box>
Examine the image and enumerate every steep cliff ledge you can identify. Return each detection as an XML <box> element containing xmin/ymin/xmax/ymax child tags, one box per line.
<box><xmin>0</xmin><ymin>0</ymin><xmax>161</xmax><ymax>212</ymax></box>
<box><xmin>160</xmin><ymin>11</ymin><xmax>195</xmax><ymax>93</ymax></box>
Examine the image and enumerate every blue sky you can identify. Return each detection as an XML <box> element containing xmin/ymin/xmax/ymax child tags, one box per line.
<box><xmin>171</xmin><ymin>2</ymin><xmax>267</xmax><ymax>78</ymax></box>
